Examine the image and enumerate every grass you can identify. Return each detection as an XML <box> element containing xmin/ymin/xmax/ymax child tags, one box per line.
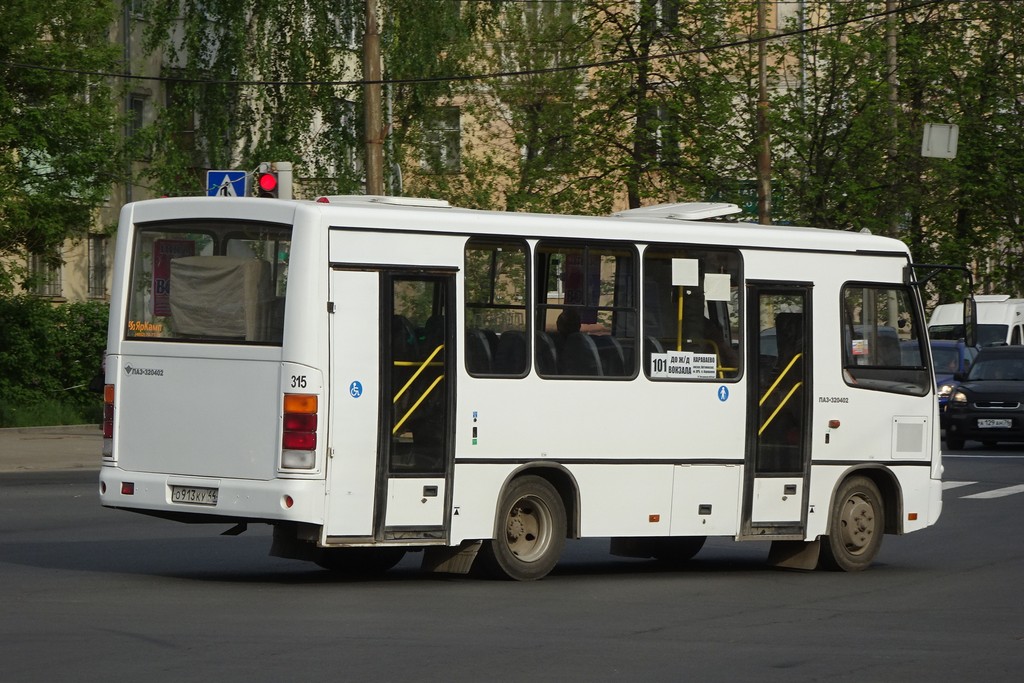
<box><xmin>0</xmin><ymin>398</ymin><xmax>102</xmax><ymax>428</ymax></box>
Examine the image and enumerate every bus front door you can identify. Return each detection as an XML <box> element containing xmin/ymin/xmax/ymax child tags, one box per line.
<box><xmin>742</xmin><ymin>284</ymin><xmax>812</xmax><ymax>538</ymax></box>
<box><xmin>324</xmin><ymin>269</ymin><xmax>454</xmax><ymax>544</ymax></box>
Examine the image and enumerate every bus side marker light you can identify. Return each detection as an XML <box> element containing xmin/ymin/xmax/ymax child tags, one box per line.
<box><xmin>121</xmin><ymin>482</ymin><xmax>135</xmax><ymax>496</ymax></box>
<box><xmin>283</xmin><ymin>495</ymin><xmax>294</xmax><ymax>509</ymax></box>
<box><xmin>907</xmin><ymin>512</ymin><xmax>918</xmax><ymax>521</ymax></box>
<box><xmin>649</xmin><ymin>514</ymin><xmax>660</xmax><ymax>523</ymax></box>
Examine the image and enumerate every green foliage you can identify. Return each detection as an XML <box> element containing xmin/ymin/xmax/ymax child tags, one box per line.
<box><xmin>0</xmin><ymin>0</ymin><xmax>124</xmax><ymax>295</ymax></box>
<box><xmin>137</xmin><ymin>0</ymin><xmax>1023</xmax><ymax>297</ymax></box>
<box><xmin>0</xmin><ymin>297</ymin><xmax>108</xmax><ymax>426</ymax></box>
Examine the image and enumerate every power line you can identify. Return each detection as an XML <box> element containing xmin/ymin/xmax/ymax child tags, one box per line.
<box><xmin>0</xmin><ymin>0</ymin><xmax>951</xmax><ymax>89</ymax></box>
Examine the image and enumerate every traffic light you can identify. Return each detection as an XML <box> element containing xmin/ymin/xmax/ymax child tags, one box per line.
<box><xmin>254</xmin><ymin>163</ymin><xmax>278</xmax><ymax>198</ymax></box>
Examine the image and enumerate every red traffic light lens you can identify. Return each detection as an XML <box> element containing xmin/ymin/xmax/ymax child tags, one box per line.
<box><xmin>258</xmin><ymin>172</ymin><xmax>278</xmax><ymax>192</ymax></box>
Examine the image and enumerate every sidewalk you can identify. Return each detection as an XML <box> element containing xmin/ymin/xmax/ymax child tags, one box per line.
<box><xmin>0</xmin><ymin>425</ymin><xmax>102</xmax><ymax>473</ymax></box>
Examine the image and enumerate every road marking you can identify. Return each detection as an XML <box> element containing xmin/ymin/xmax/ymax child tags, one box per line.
<box><xmin>942</xmin><ymin>481</ymin><xmax>976</xmax><ymax>490</ymax></box>
<box><xmin>962</xmin><ymin>484</ymin><xmax>1024</xmax><ymax>500</ymax></box>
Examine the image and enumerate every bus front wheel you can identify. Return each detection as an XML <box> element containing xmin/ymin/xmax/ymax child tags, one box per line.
<box><xmin>820</xmin><ymin>475</ymin><xmax>884</xmax><ymax>572</ymax></box>
<box><xmin>479</xmin><ymin>475</ymin><xmax>566</xmax><ymax>581</ymax></box>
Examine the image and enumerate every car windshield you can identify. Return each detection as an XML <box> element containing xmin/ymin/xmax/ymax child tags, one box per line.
<box><xmin>968</xmin><ymin>357</ymin><xmax>1024</xmax><ymax>381</ymax></box>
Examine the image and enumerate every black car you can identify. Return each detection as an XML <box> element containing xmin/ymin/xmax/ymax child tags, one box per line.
<box><xmin>944</xmin><ymin>345</ymin><xmax>1024</xmax><ymax>450</ymax></box>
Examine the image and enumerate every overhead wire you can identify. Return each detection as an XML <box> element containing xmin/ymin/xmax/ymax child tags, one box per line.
<box><xmin>0</xmin><ymin>0</ymin><xmax>954</xmax><ymax>88</ymax></box>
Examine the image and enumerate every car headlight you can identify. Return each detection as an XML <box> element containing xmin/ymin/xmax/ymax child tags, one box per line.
<box><xmin>951</xmin><ymin>390</ymin><xmax>969</xmax><ymax>405</ymax></box>
<box><xmin>938</xmin><ymin>383</ymin><xmax>956</xmax><ymax>398</ymax></box>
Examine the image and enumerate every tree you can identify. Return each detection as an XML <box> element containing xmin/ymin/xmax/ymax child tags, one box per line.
<box><xmin>0</xmin><ymin>0</ymin><xmax>123</xmax><ymax>295</ymax></box>
<box><xmin>142</xmin><ymin>1</ymin><xmax>366</xmax><ymax>198</ymax></box>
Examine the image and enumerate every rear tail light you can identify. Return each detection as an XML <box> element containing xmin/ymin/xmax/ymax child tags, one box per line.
<box><xmin>102</xmin><ymin>384</ymin><xmax>114</xmax><ymax>457</ymax></box>
<box><xmin>282</xmin><ymin>394</ymin><xmax>317</xmax><ymax>469</ymax></box>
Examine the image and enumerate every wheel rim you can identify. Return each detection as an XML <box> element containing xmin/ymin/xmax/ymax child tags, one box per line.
<box><xmin>838</xmin><ymin>492</ymin><xmax>876</xmax><ymax>556</ymax></box>
<box><xmin>505</xmin><ymin>495</ymin><xmax>553</xmax><ymax>563</ymax></box>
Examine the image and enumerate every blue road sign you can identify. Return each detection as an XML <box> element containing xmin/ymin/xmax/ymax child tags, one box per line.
<box><xmin>206</xmin><ymin>170</ymin><xmax>248</xmax><ymax>197</ymax></box>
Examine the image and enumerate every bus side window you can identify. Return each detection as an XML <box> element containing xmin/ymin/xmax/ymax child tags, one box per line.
<box><xmin>534</xmin><ymin>241</ymin><xmax>637</xmax><ymax>379</ymax></box>
<box><xmin>643</xmin><ymin>246</ymin><xmax>742</xmax><ymax>381</ymax></box>
<box><xmin>464</xmin><ymin>239</ymin><xmax>529</xmax><ymax>377</ymax></box>
<box><xmin>841</xmin><ymin>284</ymin><xmax>930</xmax><ymax>396</ymax></box>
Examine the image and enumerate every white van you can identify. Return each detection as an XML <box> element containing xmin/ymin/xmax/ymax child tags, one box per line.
<box><xmin>929</xmin><ymin>294</ymin><xmax>1024</xmax><ymax>346</ymax></box>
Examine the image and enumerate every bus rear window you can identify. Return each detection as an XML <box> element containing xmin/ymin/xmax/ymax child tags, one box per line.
<box><xmin>125</xmin><ymin>221</ymin><xmax>291</xmax><ymax>344</ymax></box>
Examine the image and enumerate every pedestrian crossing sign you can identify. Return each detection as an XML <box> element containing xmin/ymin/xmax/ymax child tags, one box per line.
<box><xmin>206</xmin><ymin>170</ymin><xmax>248</xmax><ymax>197</ymax></box>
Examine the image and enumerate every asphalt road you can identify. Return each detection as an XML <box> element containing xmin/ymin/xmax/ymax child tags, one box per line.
<box><xmin>1</xmin><ymin>430</ymin><xmax>1022</xmax><ymax>681</ymax></box>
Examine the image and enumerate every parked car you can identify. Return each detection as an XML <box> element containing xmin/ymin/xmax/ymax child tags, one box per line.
<box><xmin>943</xmin><ymin>345</ymin><xmax>1024</xmax><ymax>450</ymax></box>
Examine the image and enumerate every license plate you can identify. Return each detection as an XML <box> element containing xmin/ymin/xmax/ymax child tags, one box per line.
<box><xmin>170</xmin><ymin>485</ymin><xmax>219</xmax><ymax>506</ymax></box>
<box><xmin>978</xmin><ymin>418</ymin><xmax>1012</xmax><ymax>429</ymax></box>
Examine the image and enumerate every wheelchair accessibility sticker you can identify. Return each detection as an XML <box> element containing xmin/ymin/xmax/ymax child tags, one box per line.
<box><xmin>349</xmin><ymin>381</ymin><xmax>363</xmax><ymax>398</ymax></box>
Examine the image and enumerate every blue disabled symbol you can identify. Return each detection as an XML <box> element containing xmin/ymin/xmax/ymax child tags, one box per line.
<box><xmin>718</xmin><ymin>386</ymin><xmax>729</xmax><ymax>402</ymax></box>
<box><xmin>349</xmin><ymin>381</ymin><xmax>363</xmax><ymax>398</ymax></box>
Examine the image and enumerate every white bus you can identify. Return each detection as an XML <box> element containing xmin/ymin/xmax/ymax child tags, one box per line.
<box><xmin>99</xmin><ymin>195</ymin><xmax>943</xmax><ymax>580</ymax></box>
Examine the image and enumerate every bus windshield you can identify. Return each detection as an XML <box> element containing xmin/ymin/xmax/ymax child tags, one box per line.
<box><xmin>125</xmin><ymin>220</ymin><xmax>291</xmax><ymax>344</ymax></box>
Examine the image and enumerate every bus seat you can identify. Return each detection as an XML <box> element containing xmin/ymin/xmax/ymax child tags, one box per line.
<box><xmin>592</xmin><ymin>335</ymin><xmax>626</xmax><ymax>376</ymax></box>
<box><xmin>466</xmin><ymin>329</ymin><xmax>493</xmax><ymax>374</ymax></box>
<box><xmin>392</xmin><ymin>315</ymin><xmax>419</xmax><ymax>361</ymax></box>
<box><xmin>535</xmin><ymin>331</ymin><xmax>558</xmax><ymax>375</ymax></box>
<box><xmin>774</xmin><ymin>312</ymin><xmax>804</xmax><ymax>364</ymax></box>
<box><xmin>482</xmin><ymin>329</ymin><xmax>500</xmax><ymax>358</ymax></box>
<box><xmin>559</xmin><ymin>333</ymin><xmax>603</xmax><ymax>376</ymax></box>
<box><xmin>494</xmin><ymin>330</ymin><xmax>528</xmax><ymax>374</ymax></box>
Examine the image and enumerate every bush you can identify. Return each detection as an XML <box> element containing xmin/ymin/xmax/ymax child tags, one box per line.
<box><xmin>0</xmin><ymin>296</ymin><xmax>108</xmax><ymax>427</ymax></box>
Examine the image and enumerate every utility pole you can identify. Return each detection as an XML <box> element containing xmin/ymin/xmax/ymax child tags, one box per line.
<box><xmin>756</xmin><ymin>0</ymin><xmax>772</xmax><ymax>225</ymax></box>
<box><xmin>364</xmin><ymin>0</ymin><xmax>385</xmax><ymax>195</ymax></box>
<box><xmin>886</xmin><ymin>0</ymin><xmax>899</xmax><ymax>237</ymax></box>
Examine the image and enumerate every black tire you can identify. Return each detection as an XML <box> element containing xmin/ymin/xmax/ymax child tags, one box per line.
<box><xmin>315</xmin><ymin>547</ymin><xmax>407</xmax><ymax>576</ymax></box>
<box><xmin>945</xmin><ymin>435</ymin><xmax>965</xmax><ymax>451</ymax></box>
<box><xmin>478</xmin><ymin>475</ymin><xmax>566</xmax><ymax>581</ymax></box>
<box><xmin>820</xmin><ymin>475</ymin><xmax>884</xmax><ymax>572</ymax></box>
<box><xmin>651</xmin><ymin>536</ymin><xmax>707</xmax><ymax>566</ymax></box>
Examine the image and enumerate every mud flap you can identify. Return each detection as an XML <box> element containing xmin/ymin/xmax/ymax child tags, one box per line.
<box><xmin>767</xmin><ymin>538</ymin><xmax>821</xmax><ymax>570</ymax></box>
<box><xmin>422</xmin><ymin>541</ymin><xmax>482</xmax><ymax>574</ymax></box>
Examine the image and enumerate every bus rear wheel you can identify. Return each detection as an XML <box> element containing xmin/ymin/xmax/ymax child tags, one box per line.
<box><xmin>479</xmin><ymin>475</ymin><xmax>566</xmax><ymax>581</ymax></box>
<box><xmin>820</xmin><ymin>475</ymin><xmax>884</xmax><ymax>572</ymax></box>
<box><xmin>315</xmin><ymin>547</ymin><xmax>407</xmax><ymax>576</ymax></box>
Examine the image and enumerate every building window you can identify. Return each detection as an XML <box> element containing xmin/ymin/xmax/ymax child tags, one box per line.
<box><xmin>88</xmin><ymin>234</ymin><xmax>108</xmax><ymax>298</ymax></box>
<box><xmin>128</xmin><ymin>94</ymin><xmax>150</xmax><ymax>160</ymax></box>
<box><xmin>658</xmin><ymin>0</ymin><xmax>680</xmax><ymax>30</ymax></box>
<box><xmin>29</xmin><ymin>252</ymin><xmax>63</xmax><ymax>298</ymax></box>
<box><xmin>521</xmin><ymin>101</ymin><xmax>573</xmax><ymax>170</ymax></box>
<box><xmin>129</xmin><ymin>95</ymin><xmax>145</xmax><ymax>137</ymax></box>
<box><xmin>421</xmin><ymin>107</ymin><xmax>461</xmax><ymax>173</ymax></box>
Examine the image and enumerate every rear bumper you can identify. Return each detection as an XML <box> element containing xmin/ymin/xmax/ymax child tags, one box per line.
<box><xmin>99</xmin><ymin>466</ymin><xmax>326</xmax><ymax>524</ymax></box>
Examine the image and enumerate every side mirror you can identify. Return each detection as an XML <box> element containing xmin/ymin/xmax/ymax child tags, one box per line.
<box><xmin>963</xmin><ymin>297</ymin><xmax>978</xmax><ymax>348</ymax></box>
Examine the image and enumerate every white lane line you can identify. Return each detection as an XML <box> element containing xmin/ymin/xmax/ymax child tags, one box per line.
<box><xmin>943</xmin><ymin>481</ymin><xmax>976</xmax><ymax>490</ymax></box>
<box><xmin>962</xmin><ymin>484</ymin><xmax>1024</xmax><ymax>499</ymax></box>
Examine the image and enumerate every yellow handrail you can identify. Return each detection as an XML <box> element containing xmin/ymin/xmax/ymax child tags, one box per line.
<box><xmin>391</xmin><ymin>344</ymin><xmax>445</xmax><ymax>436</ymax></box>
<box><xmin>757</xmin><ymin>352</ymin><xmax>804</xmax><ymax>435</ymax></box>
<box><xmin>759</xmin><ymin>381</ymin><xmax>803</xmax><ymax>436</ymax></box>
<box><xmin>393</xmin><ymin>344</ymin><xmax>444</xmax><ymax>404</ymax></box>
<box><xmin>393</xmin><ymin>375</ymin><xmax>444</xmax><ymax>435</ymax></box>
<box><xmin>759</xmin><ymin>353</ymin><xmax>803</xmax><ymax>406</ymax></box>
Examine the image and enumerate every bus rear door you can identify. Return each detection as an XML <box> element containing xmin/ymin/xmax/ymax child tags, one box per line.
<box><xmin>325</xmin><ymin>268</ymin><xmax>454</xmax><ymax>543</ymax></box>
